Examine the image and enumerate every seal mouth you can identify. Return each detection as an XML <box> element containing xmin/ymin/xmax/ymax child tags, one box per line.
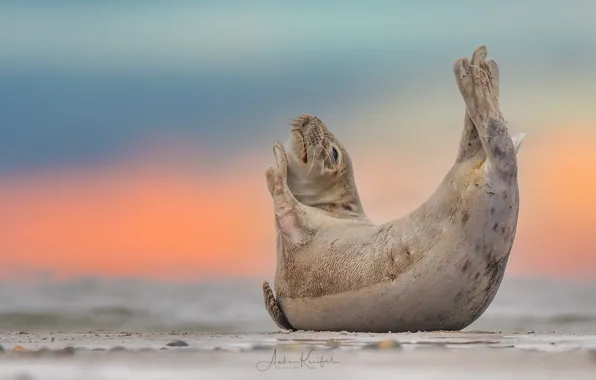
<box><xmin>291</xmin><ymin>129</ymin><xmax>308</xmax><ymax>163</ymax></box>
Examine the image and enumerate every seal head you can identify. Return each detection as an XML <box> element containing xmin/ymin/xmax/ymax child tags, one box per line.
<box><xmin>284</xmin><ymin>114</ymin><xmax>366</xmax><ymax>219</ymax></box>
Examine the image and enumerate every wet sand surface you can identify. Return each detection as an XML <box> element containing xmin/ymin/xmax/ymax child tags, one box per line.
<box><xmin>1</xmin><ymin>331</ymin><xmax>596</xmax><ymax>379</ymax></box>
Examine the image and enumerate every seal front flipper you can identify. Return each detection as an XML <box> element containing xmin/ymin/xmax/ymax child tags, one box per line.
<box><xmin>269</xmin><ymin>141</ymin><xmax>314</xmax><ymax>247</ymax></box>
<box><xmin>262</xmin><ymin>281</ymin><xmax>295</xmax><ymax>331</ymax></box>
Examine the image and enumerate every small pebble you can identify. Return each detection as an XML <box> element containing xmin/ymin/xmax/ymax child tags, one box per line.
<box><xmin>32</xmin><ymin>348</ymin><xmax>51</xmax><ymax>357</ymax></box>
<box><xmin>251</xmin><ymin>344</ymin><xmax>272</xmax><ymax>351</ymax></box>
<box><xmin>362</xmin><ymin>340</ymin><xmax>402</xmax><ymax>350</ymax></box>
<box><xmin>361</xmin><ymin>343</ymin><xmax>377</xmax><ymax>350</ymax></box>
<box><xmin>91</xmin><ymin>348</ymin><xmax>107</xmax><ymax>352</ymax></box>
<box><xmin>13</xmin><ymin>345</ymin><xmax>28</xmax><ymax>352</ymax></box>
<box><xmin>420</xmin><ymin>343</ymin><xmax>449</xmax><ymax>351</ymax></box>
<box><xmin>60</xmin><ymin>346</ymin><xmax>76</xmax><ymax>355</ymax></box>
<box><xmin>377</xmin><ymin>339</ymin><xmax>401</xmax><ymax>350</ymax></box>
<box><xmin>0</xmin><ymin>344</ymin><xmax>4</xmax><ymax>353</ymax></box>
<box><xmin>109</xmin><ymin>346</ymin><xmax>127</xmax><ymax>352</ymax></box>
<box><xmin>282</xmin><ymin>343</ymin><xmax>302</xmax><ymax>351</ymax></box>
<box><xmin>166</xmin><ymin>340</ymin><xmax>189</xmax><ymax>347</ymax></box>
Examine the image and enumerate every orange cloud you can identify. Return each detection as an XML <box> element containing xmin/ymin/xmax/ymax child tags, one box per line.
<box><xmin>508</xmin><ymin>127</ymin><xmax>596</xmax><ymax>278</ymax></box>
<box><xmin>0</xmin><ymin>156</ymin><xmax>275</xmax><ymax>281</ymax></box>
<box><xmin>1</xmin><ymin>127</ymin><xmax>595</xmax><ymax>281</ymax></box>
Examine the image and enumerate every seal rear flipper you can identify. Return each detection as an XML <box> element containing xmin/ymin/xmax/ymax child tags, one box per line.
<box><xmin>453</xmin><ymin>46</ymin><xmax>518</xmax><ymax>176</ymax></box>
<box><xmin>262</xmin><ymin>281</ymin><xmax>295</xmax><ymax>331</ymax></box>
<box><xmin>511</xmin><ymin>132</ymin><xmax>526</xmax><ymax>154</ymax></box>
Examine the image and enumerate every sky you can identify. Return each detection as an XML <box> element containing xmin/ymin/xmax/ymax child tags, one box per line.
<box><xmin>1</xmin><ymin>1</ymin><xmax>595</xmax><ymax>282</ymax></box>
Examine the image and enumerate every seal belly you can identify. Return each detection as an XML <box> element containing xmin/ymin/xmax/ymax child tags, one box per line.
<box><xmin>279</xmin><ymin>200</ymin><xmax>519</xmax><ymax>333</ymax></box>
<box><xmin>279</xmin><ymin>251</ymin><xmax>506</xmax><ymax>332</ymax></box>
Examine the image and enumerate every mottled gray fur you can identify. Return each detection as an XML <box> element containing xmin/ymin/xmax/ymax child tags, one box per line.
<box><xmin>264</xmin><ymin>45</ymin><xmax>525</xmax><ymax>332</ymax></box>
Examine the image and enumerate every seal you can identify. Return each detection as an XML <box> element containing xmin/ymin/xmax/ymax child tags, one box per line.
<box><xmin>264</xmin><ymin>45</ymin><xmax>526</xmax><ymax>332</ymax></box>
<box><xmin>262</xmin><ymin>114</ymin><xmax>368</xmax><ymax>330</ymax></box>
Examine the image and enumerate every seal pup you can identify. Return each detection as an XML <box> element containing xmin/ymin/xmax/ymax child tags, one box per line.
<box><xmin>265</xmin><ymin>45</ymin><xmax>525</xmax><ymax>332</ymax></box>
<box><xmin>263</xmin><ymin>114</ymin><xmax>369</xmax><ymax>330</ymax></box>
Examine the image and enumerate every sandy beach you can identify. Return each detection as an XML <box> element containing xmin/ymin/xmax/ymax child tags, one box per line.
<box><xmin>1</xmin><ymin>330</ymin><xmax>596</xmax><ymax>379</ymax></box>
<box><xmin>1</xmin><ymin>277</ymin><xmax>595</xmax><ymax>378</ymax></box>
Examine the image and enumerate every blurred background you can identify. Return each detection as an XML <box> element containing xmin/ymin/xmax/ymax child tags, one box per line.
<box><xmin>0</xmin><ymin>1</ymin><xmax>595</xmax><ymax>333</ymax></box>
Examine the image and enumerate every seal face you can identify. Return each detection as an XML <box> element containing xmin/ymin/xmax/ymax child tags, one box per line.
<box><xmin>264</xmin><ymin>45</ymin><xmax>525</xmax><ymax>332</ymax></box>
<box><xmin>285</xmin><ymin>114</ymin><xmax>367</xmax><ymax>220</ymax></box>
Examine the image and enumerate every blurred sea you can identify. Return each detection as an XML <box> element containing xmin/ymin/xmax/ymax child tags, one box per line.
<box><xmin>0</xmin><ymin>276</ymin><xmax>595</xmax><ymax>333</ymax></box>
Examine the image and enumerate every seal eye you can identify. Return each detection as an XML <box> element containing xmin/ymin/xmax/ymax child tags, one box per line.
<box><xmin>332</xmin><ymin>147</ymin><xmax>339</xmax><ymax>162</ymax></box>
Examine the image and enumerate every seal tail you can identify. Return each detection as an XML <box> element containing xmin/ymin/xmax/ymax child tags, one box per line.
<box><xmin>262</xmin><ymin>281</ymin><xmax>295</xmax><ymax>331</ymax></box>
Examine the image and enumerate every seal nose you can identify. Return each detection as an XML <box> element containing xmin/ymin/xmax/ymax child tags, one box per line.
<box><xmin>305</xmin><ymin>125</ymin><xmax>323</xmax><ymax>146</ymax></box>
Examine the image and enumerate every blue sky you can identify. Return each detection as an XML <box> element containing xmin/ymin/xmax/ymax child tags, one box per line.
<box><xmin>1</xmin><ymin>1</ymin><xmax>595</xmax><ymax>173</ymax></box>
<box><xmin>1</xmin><ymin>1</ymin><xmax>596</xmax><ymax>281</ymax></box>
